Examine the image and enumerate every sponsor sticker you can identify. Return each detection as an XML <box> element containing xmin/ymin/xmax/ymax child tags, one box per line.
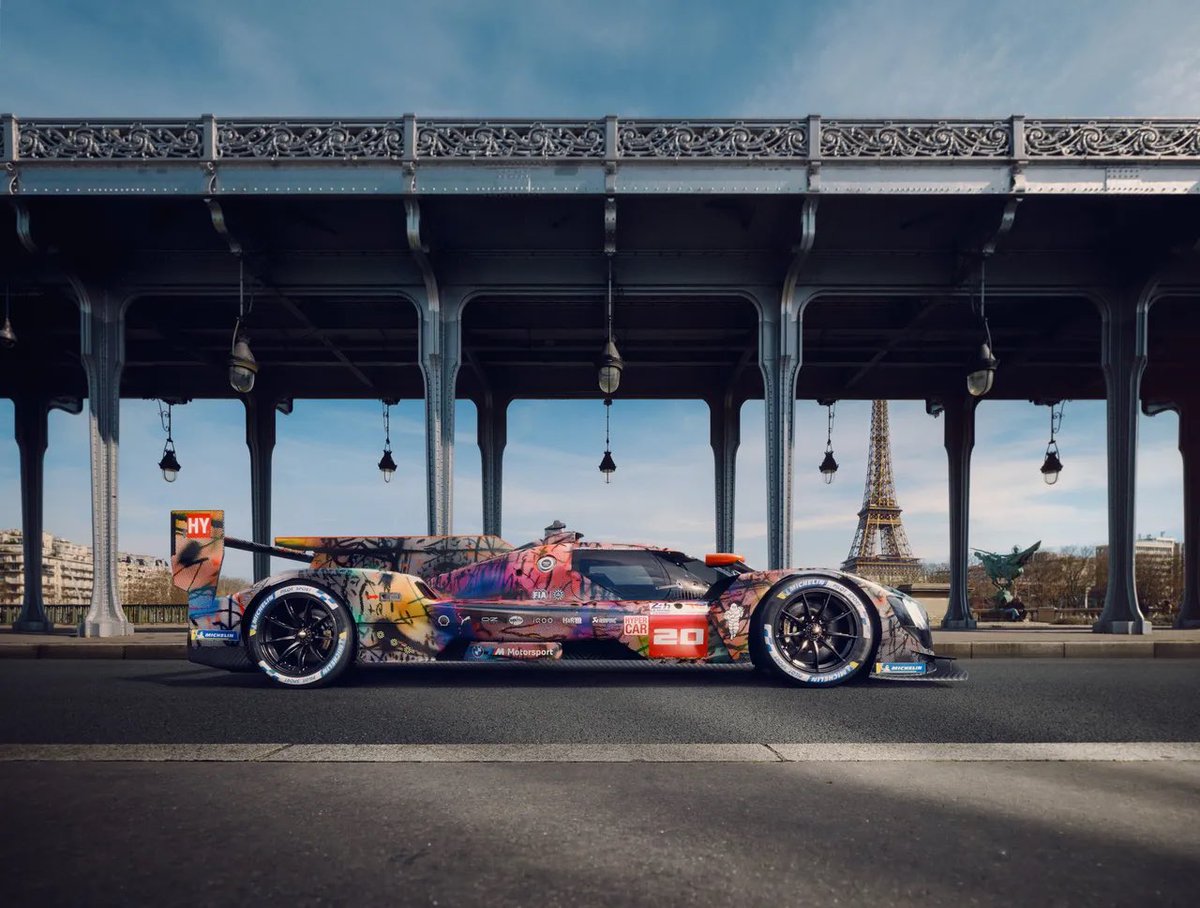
<box><xmin>591</xmin><ymin>615</ymin><xmax>621</xmax><ymax>625</ymax></box>
<box><xmin>561</xmin><ymin>615</ymin><xmax>583</xmax><ymax>626</ymax></box>
<box><xmin>508</xmin><ymin>615</ymin><xmax>524</xmax><ymax>626</ymax></box>
<box><xmin>193</xmin><ymin>628</ymin><xmax>239</xmax><ymax>642</ymax></box>
<box><xmin>464</xmin><ymin>642</ymin><xmax>563</xmax><ymax>661</ymax></box>
<box><xmin>185</xmin><ymin>514</ymin><xmax>212</xmax><ymax>539</ymax></box>
<box><xmin>537</xmin><ymin>555</ymin><xmax>556</xmax><ymax>572</ymax></box>
<box><xmin>436</xmin><ymin>615</ymin><xmax>451</xmax><ymax>627</ymax></box>
<box><xmin>724</xmin><ymin>604</ymin><xmax>745</xmax><ymax>638</ymax></box>
<box><xmin>648</xmin><ymin>614</ymin><xmax>708</xmax><ymax>659</ymax></box>
<box><xmin>876</xmin><ymin>661</ymin><xmax>928</xmax><ymax>675</ymax></box>
<box><xmin>623</xmin><ymin>615</ymin><xmax>649</xmax><ymax>636</ymax></box>
<box><xmin>531</xmin><ymin>589</ymin><xmax>548</xmax><ymax>600</ymax></box>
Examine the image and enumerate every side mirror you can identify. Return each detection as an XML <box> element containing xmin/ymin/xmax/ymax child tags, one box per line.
<box><xmin>705</xmin><ymin>553</ymin><xmax>743</xmax><ymax>567</ymax></box>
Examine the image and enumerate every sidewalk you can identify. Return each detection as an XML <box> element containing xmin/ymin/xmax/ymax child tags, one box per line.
<box><xmin>1</xmin><ymin>625</ymin><xmax>1198</xmax><ymax>660</ymax></box>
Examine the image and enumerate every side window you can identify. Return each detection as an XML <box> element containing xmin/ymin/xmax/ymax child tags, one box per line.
<box><xmin>572</xmin><ymin>550</ymin><xmax>669</xmax><ymax>601</ymax></box>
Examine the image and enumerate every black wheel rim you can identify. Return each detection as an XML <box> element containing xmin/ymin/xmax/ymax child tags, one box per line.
<box><xmin>774</xmin><ymin>589</ymin><xmax>863</xmax><ymax>675</ymax></box>
<box><xmin>258</xmin><ymin>594</ymin><xmax>337</xmax><ymax>676</ymax></box>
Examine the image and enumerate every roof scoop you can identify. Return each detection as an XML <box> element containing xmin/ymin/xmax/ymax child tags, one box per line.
<box><xmin>543</xmin><ymin>519</ymin><xmax>583</xmax><ymax>544</ymax></box>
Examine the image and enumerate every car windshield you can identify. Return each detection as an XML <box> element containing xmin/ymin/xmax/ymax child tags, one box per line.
<box><xmin>573</xmin><ymin>549</ymin><xmax>718</xmax><ymax>601</ymax></box>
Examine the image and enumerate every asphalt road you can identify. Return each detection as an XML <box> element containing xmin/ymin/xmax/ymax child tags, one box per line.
<box><xmin>0</xmin><ymin>658</ymin><xmax>1197</xmax><ymax>744</ymax></box>
<box><xmin>2</xmin><ymin>659</ymin><xmax>1198</xmax><ymax>907</ymax></box>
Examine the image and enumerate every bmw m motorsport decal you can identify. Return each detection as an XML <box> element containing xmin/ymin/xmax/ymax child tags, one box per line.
<box><xmin>172</xmin><ymin>510</ymin><xmax>960</xmax><ymax>688</ymax></box>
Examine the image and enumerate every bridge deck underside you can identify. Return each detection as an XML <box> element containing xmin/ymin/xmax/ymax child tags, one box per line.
<box><xmin>0</xmin><ymin>194</ymin><xmax>1197</xmax><ymax>404</ymax></box>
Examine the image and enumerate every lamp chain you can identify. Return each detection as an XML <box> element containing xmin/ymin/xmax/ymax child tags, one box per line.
<box><xmin>825</xmin><ymin>401</ymin><xmax>836</xmax><ymax>452</ymax></box>
<box><xmin>158</xmin><ymin>400</ymin><xmax>173</xmax><ymax>442</ymax></box>
<box><xmin>383</xmin><ymin>400</ymin><xmax>392</xmax><ymax>449</ymax></box>
<box><xmin>606</xmin><ymin>256</ymin><xmax>613</xmax><ymax>342</ymax></box>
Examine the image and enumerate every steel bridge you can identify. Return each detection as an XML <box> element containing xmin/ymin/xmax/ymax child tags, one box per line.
<box><xmin>1</xmin><ymin>114</ymin><xmax>1199</xmax><ymax>635</ymax></box>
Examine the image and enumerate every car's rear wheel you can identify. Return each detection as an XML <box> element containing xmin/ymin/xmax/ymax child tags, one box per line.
<box><xmin>247</xmin><ymin>583</ymin><xmax>355</xmax><ymax>688</ymax></box>
<box><xmin>751</xmin><ymin>575</ymin><xmax>876</xmax><ymax>687</ymax></box>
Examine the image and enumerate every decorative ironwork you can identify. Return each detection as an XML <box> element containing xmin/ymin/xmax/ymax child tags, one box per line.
<box><xmin>415</xmin><ymin>121</ymin><xmax>604</xmax><ymax>158</ymax></box>
<box><xmin>841</xmin><ymin>400</ymin><xmax>921</xmax><ymax>586</ymax></box>
<box><xmin>8</xmin><ymin>117</ymin><xmax>1200</xmax><ymax>163</ymax></box>
<box><xmin>17</xmin><ymin>121</ymin><xmax>203</xmax><ymax>159</ymax></box>
<box><xmin>618</xmin><ymin>121</ymin><xmax>807</xmax><ymax>158</ymax></box>
<box><xmin>1025</xmin><ymin>120</ymin><xmax>1200</xmax><ymax>157</ymax></box>
<box><xmin>821</xmin><ymin>120</ymin><xmax>1009</xmax><ymax>157</ymax></box>
<box><xmin>218</xmin><ymin>121</ymin><xmax>404</xmax><ymax>158</ymax></box>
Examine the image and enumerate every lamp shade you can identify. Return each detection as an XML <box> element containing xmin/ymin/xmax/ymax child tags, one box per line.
<box><xmin>819</xmin><ymin>450</ymin><xmax>839</xmax><ymax>484</ymax></box>
<box><xmin>378</xmin><ymin>449</ymin><xmax>397</xmax><ymax>483</ymax></box>
<box><xmin>967</xmin><ymin>342</ymin><xmax>997</xmax><ymax>397</ymax></box>
<box><xmin>599</xmin><ymin>450</ymin><xmax>616</xmax><ymax>475</ymax></box>
<box><xmin>0</xmin><ymin>316</ymin><xmax>15</xmax><ymax>349</ymax></box>
<box><xmin>597</xmin><ymin>338</ymin><xmax>624</xmax><ymax>394</ymax></box>
<box><xmin>228</xmin><ymin>334</ymin><xmax>258</xmax><ymax>394</ymax></box>
<box><xmin>1041</xmin><ymin>448</ymin><xmax>1063</xmax><ymax>485</ymax></box>
<box><xmin>158</xmin><ymin>448</ymin><xmax>181</xmax><ymax>483</ymax></box>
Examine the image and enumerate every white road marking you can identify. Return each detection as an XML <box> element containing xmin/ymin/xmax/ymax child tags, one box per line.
<box><xmin>1</xmin><ymin>742</ymin><xmax>1199</xmax><ymax>762</ymax></box>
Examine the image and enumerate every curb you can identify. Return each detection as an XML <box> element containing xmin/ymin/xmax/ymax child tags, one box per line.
<box><xmin>934</xmin><ymin>641</ymin><xmax>1198</xmax><ymax>659</ymax></box>
<box><xmin>0</xmin><ymin>643</ymin><xmax>1197</xmax><ymax>661</ymax></box>
<box><xmin>0</xmin><ymin>644</ymin><xmax>188</xmax><ymax>660</ymax></box>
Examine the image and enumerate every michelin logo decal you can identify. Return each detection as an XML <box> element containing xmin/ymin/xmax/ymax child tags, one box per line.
<box><xmin>193</xmin><ymin>628</ymin><xmax>240</xmax><ymax>642</ymax></box>
<box><xmin>875</xmin><ymin>661</ymin><xmax>928</xmax><ymax>675</ymax></box>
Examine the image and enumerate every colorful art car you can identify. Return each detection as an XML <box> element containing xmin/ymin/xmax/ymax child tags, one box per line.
<box><xmin>172</xmin><ymin>510</ymin><xmax>964</xmax><ymax>689</ymax></box>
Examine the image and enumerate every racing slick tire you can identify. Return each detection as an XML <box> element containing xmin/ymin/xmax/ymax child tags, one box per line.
<box><xmin>749</xmin><ymin>574</ymin><xmax>878</xmax><ymax>688</ymax></box>
<box><xmin>246</xmin><ymin>582</ymin><xmax>356</xmax><ymax>689</ymax></box>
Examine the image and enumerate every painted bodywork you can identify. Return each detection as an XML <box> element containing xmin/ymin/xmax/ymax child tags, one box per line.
<box><xmin>173</xmin><ymin>511</ymin><xmax>939</xmax><ymax>678</ymax></box>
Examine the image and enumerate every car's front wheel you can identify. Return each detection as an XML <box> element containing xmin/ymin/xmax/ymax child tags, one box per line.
<box><xmin>247</xmin><ymin>583</ymin><xmax>355</xmax><ymax>688</ymax></box>
<box><xmin>751</xmin><ymin>575</ymin><xmax>876</xmax><ymax>687</ymax></box>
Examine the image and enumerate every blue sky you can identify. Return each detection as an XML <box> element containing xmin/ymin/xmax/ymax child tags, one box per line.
<box><xmin>0</xmin><ymin>0</ymin><xmax>1195</xmax><ymax>578</ymax></box>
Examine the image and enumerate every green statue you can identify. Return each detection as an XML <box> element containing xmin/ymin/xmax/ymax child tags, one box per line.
<box><xmin>973</xmin><ymin>541</ymin><xmax>1042</xmax><ymax>614</ymax></box>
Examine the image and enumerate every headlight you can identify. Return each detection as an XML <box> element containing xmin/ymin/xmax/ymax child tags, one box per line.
<box><xmin>887</xmin><ymin>593</ymin><xmax>930</xmax><ymax>631</ymax></box>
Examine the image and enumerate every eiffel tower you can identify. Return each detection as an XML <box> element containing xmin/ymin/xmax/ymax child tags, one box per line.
<box><xmin>841</xmin><ymin>400</ymin><xmax>922</xmax><ymax>586</ymax></box>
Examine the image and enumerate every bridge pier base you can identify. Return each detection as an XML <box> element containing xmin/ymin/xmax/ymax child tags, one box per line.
<box><xmin>940</xmin><ymin>394</ymin><xmax>978</xmax><ymax>630</ymax></box>
<box><xmin>78</xmin><ymin>289</ymin><xmax>132</xmax><ymax>638</ymax></box>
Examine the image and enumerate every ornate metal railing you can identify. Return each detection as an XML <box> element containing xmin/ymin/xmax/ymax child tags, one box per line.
<box><xmin>0</xmin><ymin>604</ymin><xmax>187</xmax><ymax>625</ymax></box>
<box><xmin>4</xmin><ymin>115</ymin><xmax>1200</xmax><ymax>162</ymax></box>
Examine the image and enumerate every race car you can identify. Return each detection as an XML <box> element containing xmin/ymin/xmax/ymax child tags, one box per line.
<box><xmin>172</xmin><ymin>510</ymin><xmax>964</xmax><ymax>689</ymax></box>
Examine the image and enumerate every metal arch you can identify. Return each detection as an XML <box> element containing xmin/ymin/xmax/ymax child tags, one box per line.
<box><xmin>10</xmin><ymin>200</ymin><xmax>38</xmax><ymax>254</ymax></box>
<box><xmin>204</xmin><ymin>198</ymin><xmax>242</xmax><ymax>256</ymax></box>
<box><xmin>982</xmin><ymin>197</ymin><xmax>1023</xmax><ymax>258</ymax></box>
<box><xmin>203</xmin><ymin>197</ymin><xmax>376</xmax><ymax>391</ymax></box>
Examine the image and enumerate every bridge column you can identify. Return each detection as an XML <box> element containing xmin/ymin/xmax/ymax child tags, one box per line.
<box><xmin>12</xmin><ymin>395</ymin><xmax>50</xmax><ymax>632</ymax></box>
<box><xmin>760</xmin><ymin>303</ymin><xmax>800</xmax><ymax>570</ymax></box>
<box><xmin>1177</xmin><ymin>397</ymin><xmax>1200</xmax><ymax>628</ymax></box>
<box><xmin>77</xmin><ymin>288</ymin><xmax>131</xmax><ymax>637</ymax></box>
<box><xmin>416</xmin><ymin>288</ymin><xmax>464</xmax><ymax>536</ymax></box>
<box><xmin>477</xmin><ymin>394</ymin><xmax>507</xmax><ymax>538</ymax></box>
<box><xmin>1095</xmin><ymin>289</ymin><xmax>1152</xmax><ymax>634</ymax></box>
<box><xmin>244</xmin><ymin>394</ymin><xmax>279</xmax><ymax>583</ymax></box>
<box><xmin>709</xmin><ymin>394</ymin><xmax>741</xmax><ymax>554</ymax></box>
<box><xmin>939</xmin><ymin>394</ymin><xmax>978</xmax><ymax>629</ymax></box>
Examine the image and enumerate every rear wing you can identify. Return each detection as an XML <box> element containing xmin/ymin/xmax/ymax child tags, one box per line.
<box><xmin>171</xmin><ymin>509</ymin><xmax>513</xmax><ymax>603</ymax></box>
<box><xmin>273</xmin><ymin>534</ymin><xmax>513</xmax><ymax>577</ymax></box>
<box><xmin>170</xmin><ymin>510</ymin><xmax>227</xmax><ymax>610</ymax></box>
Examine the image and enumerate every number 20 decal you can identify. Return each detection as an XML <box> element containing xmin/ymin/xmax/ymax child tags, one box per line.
<box><xmin>648</xmin><ymin>616</ymin><xmax>708</xmax><ymax>658</ymax></box>
<box><xmin>653</xmin><ymin>627</ymin><xmax>704</xmax><ymax>646</ymax></box>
